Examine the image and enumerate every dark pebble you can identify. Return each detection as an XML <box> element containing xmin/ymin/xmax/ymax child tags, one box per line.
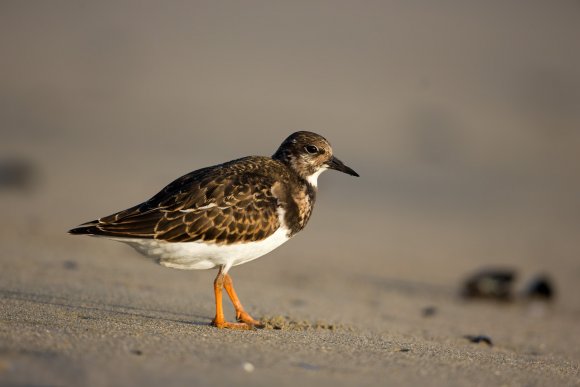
<box><xmin>63</xmin><ymin>260</ymin><xmax>78</xmax><ymax>270</ymax></box>
<box><xmin>464</xmin><ymin>335</ymin><xmax>493</xmax><ymax>346</ymax></box>
<box><xmin>524</xmin><ymin>275</ymin><xmax>555</xmax><ymax>301</ymax></box>
<box><xmin>421</xmin><ymin>306</ymin><xmax>437</xmax><ymax>317</ymax></box>
<box><xmin>461</xmin><ymin>268</ymin><xmax>516</xmax><ymax>301</ymax></box>
<box><xmin>0</xmin><ymin>159</ymin><xmax>38</xmax><ymax>191</ymax></box>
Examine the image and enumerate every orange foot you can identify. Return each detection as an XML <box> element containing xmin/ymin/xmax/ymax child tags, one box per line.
<box><xmin>211</xmin><ymin>318</ymin><xmax>255</xmax><ymax>330</ymax></box>
<box><xmin>236</xmin><ymin>311</ymin><xmax>263</xmax><ymax>328</ymax></box>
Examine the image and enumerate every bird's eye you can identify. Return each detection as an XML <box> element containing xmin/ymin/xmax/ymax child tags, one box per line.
<box><xmin>304</xmin><ymin>145</ymin><xmax>319</xmax><ymax>154</ymax></box>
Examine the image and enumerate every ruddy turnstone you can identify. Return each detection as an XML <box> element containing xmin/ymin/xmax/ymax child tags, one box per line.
<box><xmin>69</xmin><ymin>131</ymin><xmax>358</xmax><ymax>329</ymax></box>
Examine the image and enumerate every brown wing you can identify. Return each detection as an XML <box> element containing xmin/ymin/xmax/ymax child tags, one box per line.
<box><xmin>70</xmin><ymin>161</ymin><xmax>282</xmax><ymax>244</ymax></box>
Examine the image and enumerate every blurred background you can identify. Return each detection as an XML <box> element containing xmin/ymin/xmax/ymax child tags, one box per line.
<box><xmin>1</xmin><ymin>1</ymin><xmax>579</xmax><ymax>310</ymax></box>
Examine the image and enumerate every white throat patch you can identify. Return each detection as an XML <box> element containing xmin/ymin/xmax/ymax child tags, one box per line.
<box><xmin>306</xmin><ymin>167</ymin><xmax>326</xmax><ymax>188</ymax></box>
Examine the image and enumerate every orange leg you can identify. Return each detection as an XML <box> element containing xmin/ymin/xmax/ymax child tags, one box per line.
<box><xmin>223</xmin><ymin>273</ymin><xmax>262</xmax><ymax>326</ymax></box>
<box><xmin>211</xmin><ymin>268</ymin><xmax>253</xmax><ymax>330</ymax></box>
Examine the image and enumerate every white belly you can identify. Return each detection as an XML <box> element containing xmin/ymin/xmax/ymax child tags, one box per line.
<box><xmin>112</xmin><ymin>225</ymin><xmax>290</xmax><ymax>272</ymax></box>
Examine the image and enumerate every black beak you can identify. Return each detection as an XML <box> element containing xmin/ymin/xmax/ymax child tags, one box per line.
<box><xmin>326</xmin><ymin>156</ymin><xmax>359</xmax><ymax>177</ymax></box>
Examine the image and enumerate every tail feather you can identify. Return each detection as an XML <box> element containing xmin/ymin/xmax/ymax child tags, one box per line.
<box><xmin>68</xmin><ymin>221</ymin><xmax>100</xmax><ymax>235</ymax></box>
<box><xmin>68</xmin><ymin>202</ymin><xmax>159</xmax><ymax>238</ymax></box>
<box><xmin>68</xmin><ymin>216</ymin><xmax>158</xmax><ymax>238</ymax></box>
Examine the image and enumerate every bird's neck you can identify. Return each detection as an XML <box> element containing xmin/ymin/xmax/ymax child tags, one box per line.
<box><xmin>273</xmin><ymin>152</ymin><xmax>320</xmax><ymax>186</ymax></box>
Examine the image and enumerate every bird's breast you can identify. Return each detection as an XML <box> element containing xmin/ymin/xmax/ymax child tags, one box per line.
<box><xmin>277</xmin><ymin>182</ymin><xmax>316</xmax><ymax>236</ymax></box>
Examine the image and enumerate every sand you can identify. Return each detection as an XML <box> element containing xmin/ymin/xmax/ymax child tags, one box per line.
<box><xmin>1</xmin><ymin>185</ymin><xmax>579</xmax><ymax>386</ymax></box>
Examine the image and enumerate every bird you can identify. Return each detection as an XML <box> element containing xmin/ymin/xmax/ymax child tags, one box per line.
<box><xmin>69</xmin><ymin>131</ymin><xmax>359</xmax><ymax>329</ymax></box>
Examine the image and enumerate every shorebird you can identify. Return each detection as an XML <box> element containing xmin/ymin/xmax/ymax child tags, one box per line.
<box><xmin>69</xmin><ymin>131</ymin><xmax>359</xmax><ymax>329</ymax></box>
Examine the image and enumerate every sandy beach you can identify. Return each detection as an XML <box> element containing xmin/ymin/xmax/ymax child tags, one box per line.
<box><xmin>2</xmin><ymin>1</ymin><xmax>580</xmax><ymax>386</ymax></box>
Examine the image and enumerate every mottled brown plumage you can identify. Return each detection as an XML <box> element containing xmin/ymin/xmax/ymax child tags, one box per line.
<box><xmin>70</xmin><ymin>132</ymin><xmax>357</xmax><ymax>243</ymax></box>
<box><xmin>72</xmin><ymin>157</ymin><xmax>285</xmax><ymax>243</ymax></box>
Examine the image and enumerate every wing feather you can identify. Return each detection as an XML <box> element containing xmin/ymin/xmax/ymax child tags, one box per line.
<box><xmin>69</xmin><ymin>159</ymin><xmax>283</xmax><ymax>244</ymax></box>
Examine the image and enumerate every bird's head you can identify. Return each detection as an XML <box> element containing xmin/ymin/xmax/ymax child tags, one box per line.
<box><xmin>273</xmin><ymin>131</ymin><xmax>359</xmax><ymax>187</ymax></box>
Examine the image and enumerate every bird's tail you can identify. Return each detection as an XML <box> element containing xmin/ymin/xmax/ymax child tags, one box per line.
<box><xmin>68</xmin><ymin>220</ymin><xmax>100</xmax><ymax>235</ymax></box>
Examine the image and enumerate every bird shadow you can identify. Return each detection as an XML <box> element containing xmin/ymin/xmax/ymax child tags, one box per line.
<box><xmin>0</xmin><ymin>288</ymin><xmax>210</xmax><ymax>327</ymax></box>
